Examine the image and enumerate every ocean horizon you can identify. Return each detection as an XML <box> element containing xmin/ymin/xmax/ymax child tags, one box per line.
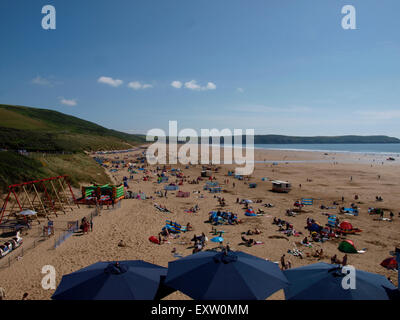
<box><xmin>254</xmin><ymin>143</ymin><xmax>400</xmax><ymax>155</ymax></box>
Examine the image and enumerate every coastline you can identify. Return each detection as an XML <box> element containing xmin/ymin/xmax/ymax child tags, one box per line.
<box><xmin>0</xmin><ymin>146</ymin><xmax>399</xmax><ymax>300</ymax></box>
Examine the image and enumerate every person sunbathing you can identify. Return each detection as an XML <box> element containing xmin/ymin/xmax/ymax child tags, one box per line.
<box><xmin>186</xmin><ymin>223</ymin><xmax>193</xmax><ymax>231</ymax></box>
<box><xmin>241</xmin><ymin>235</ymin><xmax>255</xmax><ymax>247</ymax></box>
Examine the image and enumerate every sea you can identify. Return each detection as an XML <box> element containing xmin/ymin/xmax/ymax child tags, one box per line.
<box><xmin>254</xmin><ymin>144</ymin><xmax>400</xmax><ymax>156</ymax></box>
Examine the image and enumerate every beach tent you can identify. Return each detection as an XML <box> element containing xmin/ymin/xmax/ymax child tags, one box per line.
<box><xmin>17</xmin><ymin>210</ymin><xmax>37</xmax><ymax>216</ymax></box>
<box><xmin>163</xmin><ymin>220</ymin><xmax>182</xmax><ymax>233</ymax></box>
<box><xmin>338</xmin><ymin>240</ymin><xmax>358</xmax><ymax>253</ymax></box>
<box><xmin>176</xmin><ymin>191</ymin><xmax>190</xmax><ymax>198</ymax></box>
<box><xmin>327</xmin><ymin>215</ymin><xmax>337</xmax><ymax>227</ymax></box>
<box><xmin>164</xmin><ymin>250</ymin><xmax>289</xmax><ymax>300</ymax></box>
<box><xmin>52</xmin><ymin>260</ymin><xmax>174</xmax><ymax>300</ymax></box>
<box><xmin>209</xmin><ymin>187</ymin><xmax>222</xmax><ymax>193</ymax></box>
<box><xmin>283</xmin><ymin>262</ymin><xmax>397</xmax><ymax>300</ymax></box>
<box><xmin>342</xmin><ymin>208</ymin><xmax>359</xmax><ymax>216</ymax></box>
<box><xmin>339</xmin><ymin>221</ymin><xmax>353</xmax><ymax>231</ymax></box>
<box><xmin>301</xmin><ymin>198</ymin><xmax>313</xmax><ymax>205</ymax></box>
<box><xmin>381</xmin><ymin>257</ymin><xmax>398</xmax><ymax>270</ymax></box>
<box><xmin>245</xmin><ymin>209</ymin><xmax>257</xmax><ymax>217</ymax></box>
<box><xmin>164</xmin><ymin>185</ymin><xmax>179</xmax><ymax>191</ymax></box>
<box><xmin>210</xmin><ymin>236</ymin><xmax>224</xmax><ymax>243</ymax></box>
<box><xmin>206</xmin><ymin>181</ymin><xmax>219</xmax><ymax>187</ymax></box>
<box><xmin>308</xmin><ymin>223</ymin><xmax>322</xmax><ymax>233</ymax></box>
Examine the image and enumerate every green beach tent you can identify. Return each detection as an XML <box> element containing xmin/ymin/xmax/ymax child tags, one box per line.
<box><xmin>338</xmin><ymin>240</ymin><xmax>358</xmax><ymax>253</ymax></box>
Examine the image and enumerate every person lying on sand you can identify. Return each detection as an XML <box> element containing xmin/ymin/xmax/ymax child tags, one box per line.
<box><xmin>241</xmin><ymin>235</ymin><xmax>255</xmax><ymax>247</ymax></box>
<box><xmin>118</xmin><ymin>240</ymin><xmax>128</xmax><ymax>247</ymax></box>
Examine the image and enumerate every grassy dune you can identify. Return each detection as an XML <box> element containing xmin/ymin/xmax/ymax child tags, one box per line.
<box><xmin>0</xmin><ymin>104</ymin><xmax>145</xmax><ymax>191</ymax></box>
<box><xmin>0</xmin><ymin>104</ymin><xmax>145</xmax><ymax>152</ymax></box>
<box><xmin>0</xmin><ymin>151</ymin><xmax>111</xmax><ymax>192</ymax></box>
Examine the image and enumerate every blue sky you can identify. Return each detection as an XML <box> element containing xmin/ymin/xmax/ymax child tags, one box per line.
<box><xmin>1</xmin><ymin>0</ymin><xmax>400</xmax><ymax>137</ymax></box>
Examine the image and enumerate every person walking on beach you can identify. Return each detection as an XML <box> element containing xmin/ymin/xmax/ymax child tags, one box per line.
<box><xmin>0</xmin><ymin>287</ymin><xmax>5</xmax><ymax>300</ymax></box>
<box><xmin>280</xmin><ymin>254</ymin><xmax>286</xmax><ymax>270</ymax></box>
<box><xmin>342</xmin><ymin>254</ymin><xmax>348</xmax><ymax>266</ymax></box>
<box><xmin>90</xmin><ymin>220</ymin><xmax>93</xmax><ymax>232</ymax></box>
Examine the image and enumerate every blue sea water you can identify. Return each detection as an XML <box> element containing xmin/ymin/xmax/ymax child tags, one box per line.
<box><xmin>254</xmin><ymin>144</ymin><xmax>400</xmax><ymax>156</ymax></box>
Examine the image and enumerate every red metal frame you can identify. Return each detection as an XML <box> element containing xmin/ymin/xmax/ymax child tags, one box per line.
<box><xmin>0</xmin><ymin>175</ymin><xmax>76</xmax><ymax>225</ymax></box>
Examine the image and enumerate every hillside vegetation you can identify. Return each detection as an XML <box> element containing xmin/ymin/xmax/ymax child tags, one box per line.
<box><xmin>0</xmin><ymin>104</ymin><xmax>145</xmax><ymax>191</ymax></box>
<box><xmin>0</xmin><ymin>151</ymin><xmax>111</xmax><ymax>192</ymax></box>
<box><xmin>0</xmin><ymin>104</ymin><xmax>145</xmax><ymax>152</ymax></box>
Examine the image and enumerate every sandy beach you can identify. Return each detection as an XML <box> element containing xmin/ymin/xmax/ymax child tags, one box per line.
<box><xmin>0</xmin><ymin>147</ymin><xmax>399</xmax><ymax>300</ymax></box>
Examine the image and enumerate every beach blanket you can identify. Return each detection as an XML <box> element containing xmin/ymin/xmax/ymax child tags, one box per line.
<box><xmin>164</xmin><ymin>220</ymin><xmax>183</xmax><ymax>233</ymax></box>
<box><xmin>301</xmin><ymin>198</ymin><xmax>313</xmax><ymax>205</ymax></box>
<box><xmin>154</xmin><ymin>204</ymin><xmax>171</xmax><ymax>213</ymax></box>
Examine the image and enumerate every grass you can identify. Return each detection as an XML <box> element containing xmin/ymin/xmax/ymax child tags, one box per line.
<box><xmin>0</xmin><ymin>104</ymin><xmax>146</xmax><ymax>152</ymax></box>
<box><xmin>0</xmin><ymin>151</ymin><xmax>111</xmax><ymax>193</ymax></box>
<box><xmin>0</xmin><ymin>104</ymin><xmax>143</xmax><ymax>192</ymax></box>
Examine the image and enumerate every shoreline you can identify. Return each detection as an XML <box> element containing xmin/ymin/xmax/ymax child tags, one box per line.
<box><xmin>0</xmin><ymin>146</ymin><xmax>399</xmax><ymax>299</ymax></box>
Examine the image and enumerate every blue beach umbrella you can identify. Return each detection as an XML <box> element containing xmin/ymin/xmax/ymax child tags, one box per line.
<box><xmin>210</xmin><ymin>236</ymin><xmax>224</xmax><ymax>243</ymax></box>
<box><xmin>165</xmin><ymin>250</ymin><xmax>289</xmax><ymax>300</ymax></box>
<box><xmin>283</xmin><ymin>262</ymin><xmax>397</xmax><ymax>300</ymax></box>
<box><xmin>52</xmin><ymin>260</ymin><xmax>174</xmax><ymax>300</ymax></box>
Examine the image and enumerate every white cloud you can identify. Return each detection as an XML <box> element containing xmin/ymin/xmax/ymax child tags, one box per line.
<box><xmin>184</xmin><ymin>80</ymin><xmax>216</xmax><ymax>91</ymax></box>
<box><xmin>206</xmin><ymin>82</ymin><xmax>216</xmax><ymax>90</ymax></box>
<box><xmin>97</xmin><ymin>76</ymin><xmax>123</xmax><ymax>87</ymax></box>
<box><xmin>234</xmin><ymin>105</ymin><xmax>312</xmax><ymax>113</ymax></box>
<box><xmin>354</xmin><ymin>110</ymin><xmax>400</xmax><ymax>120</ymax></box>
<box><xmin>31</xmin><ymin>76</ymin><xmax>61</xmax><ymax>87</ymax></box>
<box><xmin>127</xmin><ymin>81</ymin><xmax>153</xmax><ymax>90</ymax></box>
<box><xmin>171</xmin><ymin>81</ymin><xmax>183</xmax><ymax>89</ymax></box>
<box><xmin>60</xmin><ymin>98</ymin><xmax>77</xmax><ymax>106</ymax></box>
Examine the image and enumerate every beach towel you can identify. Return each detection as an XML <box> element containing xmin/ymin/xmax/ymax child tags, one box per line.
<box><xmin>149</xmin><ymin>236</ymin><xmax>160</xmax><ymax>245</ymax></box>
<box><xmin>301</xmin><ymin>198</ymin><xmax>313</xmax><ymax>205</ymax></box>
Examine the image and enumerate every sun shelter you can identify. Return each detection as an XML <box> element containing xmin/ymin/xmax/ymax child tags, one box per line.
<box><xmin>176</xmin><ymin>191</ymin><xmax>190</xmax><ymax>198</ymax></box>
<box><xmin>163</xmin><ymin>220</ymin><xmax>182</xmax><ymax>233</ymax></box>
<box><xmin>271</xmin><ymin>180</ymin><xmax>292</xmax><ymax>193</ymax></box>
<box><xmin>164</xmin><ymin>250</ymin><xmax>289</xmax><ymax>300</ymax></box>
<box><xmin>368</xmin><ymin>208</ymin><xmax>384</xmax><ymax>215</ymax></box>
<box><xmin>283</xmin><ymin>262</ymin><xmax>397</xmax><ymax>300</ymax></box>
<box><xmin>341</xmin><ymin>208</ymin><xmax>359</xmax><ymax>216</ymax></box>
<box><xmin>327</xmin><ymin>215</ymin><xmax>337</xmax><ymax>227</ymax></box>
<box><xmin>52</xmin><ymin>260</ymin><xmax>173</xmax><ymax>300</ymax></box>
<box><xmin>209</xmin><ymin>187</ymin><xmax>222</xmax><ymax>193</ymax></box>
<box><xmin>164</xmin><ymin>184</ymin><xmax>179</xmax><ymax>191</ymax></box>
<box><xmin>338</xmin><ymin>240</ymin><xmax>358</xmax><ymax>253</ymax></box>
<box><xmin>382</xmin><ymin>256</ymin><xmax>398</xmax><ymax>270</ymax></box>
<box><xmin>308</xmin><ymin>222</ymin><xmax>322</xmax><ymax>233</ymax></box>
<box><xmin>301</xmin><ymin>198</ymin><xmax>313</xmax><ymax>205</ymax></box>
<box><xmin>380</xmin><ymin>257</ymin><xmax>398</xmax><ymax>270</ymax></box>
<box><xmin>245</xmin><ymin>209</ymin><xmax>257</xmax><ymax>217</ymax></box>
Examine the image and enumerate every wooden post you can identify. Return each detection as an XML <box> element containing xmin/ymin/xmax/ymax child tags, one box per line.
<box><xmin>50</xmin><ymin>180</ymin><xmax>66</xmax><ymax>214</ymax></box>
<box><xmin>32</xmin><ymin>184</ymin><xmax>47</xmax><ymax>216</ymax></box>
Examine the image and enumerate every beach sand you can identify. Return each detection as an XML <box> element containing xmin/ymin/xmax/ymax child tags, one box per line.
<box><xmin>0</xmin><ymin>147</ymin><xmax>399</xmax><ymax>300</ymax></box>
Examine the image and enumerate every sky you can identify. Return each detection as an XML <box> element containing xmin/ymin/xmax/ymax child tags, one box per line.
<box><xmin>0</xmin><ymin>0</ymin><xmax>400</xmax><ymax>137</ymax></box>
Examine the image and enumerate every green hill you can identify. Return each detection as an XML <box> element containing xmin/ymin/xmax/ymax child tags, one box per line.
<box><xmin>0</xmin><ymin>104</ymin><xmax>146</xmax><ymax>191</ymax></box>
<box><xmin>252</xmin><ymin>134</ymin><xmax>400</xmax><ymax>144</ymax></box>
<box><xmin>0</xmin><ymin>104</ymin><xmax>146</xmax><ymax>152</ymax></box>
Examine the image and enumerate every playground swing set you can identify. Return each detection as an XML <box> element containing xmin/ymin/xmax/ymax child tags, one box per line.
<box><xmin>0</xmin><ymin>175</ymin><xmax>78</xmax><ymax>226</ymax></box>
